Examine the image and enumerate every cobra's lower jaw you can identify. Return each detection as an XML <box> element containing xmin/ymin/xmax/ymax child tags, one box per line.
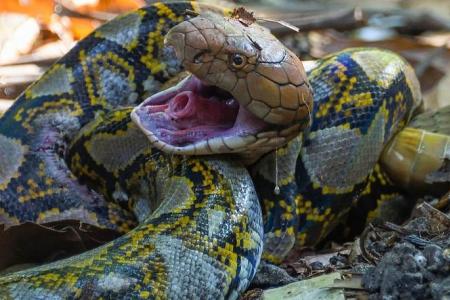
<box><xmin>131</xmin><ymin>75</ymin><xmax>301</xmax><ymax>156</ymax></box>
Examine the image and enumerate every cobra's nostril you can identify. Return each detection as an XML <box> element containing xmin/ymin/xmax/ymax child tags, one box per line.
<box><xmin>164</xmin><ymin>31</ymin><xmax>186</xmax><ymax>62</ymax></box>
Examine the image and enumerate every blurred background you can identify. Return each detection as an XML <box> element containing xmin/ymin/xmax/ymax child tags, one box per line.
<box><xmin>0</xmin><ymin>0</ymin><xmax>449</xmax><ymax>114</ymax></box>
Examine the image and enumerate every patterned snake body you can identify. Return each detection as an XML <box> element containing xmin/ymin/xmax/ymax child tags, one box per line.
<box><xmin>253</xmin><ymin>49</ymin><xmax>423</xmax><ymax>259</ymax></box>
<box><xmin>0</xmin><ymin>1</ymin><xmax>445</xmax><ymax>298</ymax></box>
<box><xmin>0</xmin><ymin>3</ymin><xmax>265</xmax><ymax>298</ymax></box>
<box><xmin>2</xmin><ymin>155</ymin><xmax>262</xmax><ymax>299</ymax></box>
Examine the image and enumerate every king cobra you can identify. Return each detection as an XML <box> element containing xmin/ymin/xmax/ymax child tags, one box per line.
<box><xmin>0</xmin><ymin>2</ymin><xmax>449</xmax><ymax>299</ymax></box>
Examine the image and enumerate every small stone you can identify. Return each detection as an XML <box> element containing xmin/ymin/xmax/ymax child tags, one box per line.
<box><xmin>309</xmin><ymin>261</ymin><xmax>324</xmax><ymax>270</ymax></box>
<box><xmin>413</xmin><ymin>254</ymin><xmax>427</xmax><ymax>268</ymax></box>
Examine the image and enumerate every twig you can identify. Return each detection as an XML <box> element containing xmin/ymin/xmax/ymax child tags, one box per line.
<box><xmin>413</xmin><ymin>202</ymin><xmax>450</xmax><ymax>227</ymax></box>
<box><xmin>54</xmin><ymin>2</ymin><xmax>117</xmax><ymax>22</ymax></box>
<box><xmin>435</xmin><ymin>190</ymin><xmax>450</xmax><ymax>211</ymax></box>
<box><xmin>260</xmin><ymin>8</ymin><xmax>366</xmax><ymax>35</ymax></box>
<box><xmin>359</xmin><ymin>224</ymin><xmax>380</xmax><ymax>264</ymax></box>
<box><xmin>0</xmin><ymin>52</ymin><xmax>62</xmax><ymax>67</ymax></box>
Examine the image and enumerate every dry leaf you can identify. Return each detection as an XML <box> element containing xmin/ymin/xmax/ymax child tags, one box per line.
<box><xmin>231</xmin><ymin>7</ymin><xmax>257</xmax><ymax>26</ymax></box>
<box><xmin>262</xmin><ymin>272</ymin><xmax>346</xmax><ymax>300</ymax></box>
<box><xmin>0</xmin><ymin>13</ymin><xmax>40</xmax><ymax>64</ymax></box>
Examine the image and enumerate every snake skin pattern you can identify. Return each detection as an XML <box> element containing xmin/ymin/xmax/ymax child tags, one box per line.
<box><xmin>252</xmin><ymin>49</ymin><xmax>421</xmax><ymax>261</ymax></box>
<box><xmin>0</xmin><ymin>3</ymin><xmax>263</xmax><ymax>298</ymax></box>
<box><xmin>0</xmin><ymin>1</ymin><xmax>429</xmax><ymax>298</ymax></box>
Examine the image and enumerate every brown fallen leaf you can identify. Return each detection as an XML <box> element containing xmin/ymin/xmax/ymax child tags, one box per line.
<box><xmin>231</xmin><ymin>7</ymin><xmax>257</xmax><ymax>26</ymax></box>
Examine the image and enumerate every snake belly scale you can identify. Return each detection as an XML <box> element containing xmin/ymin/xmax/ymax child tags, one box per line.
<box><xmin>0</xmin><ymin>1</ymin><xmax>439</xmax><ymax>298</ymax></box>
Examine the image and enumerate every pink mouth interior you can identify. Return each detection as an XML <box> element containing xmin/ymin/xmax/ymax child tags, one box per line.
<box><xmin>134</xmin><ymin>75</ymin><xmax>268</xmax><ymax>147</ymax></box>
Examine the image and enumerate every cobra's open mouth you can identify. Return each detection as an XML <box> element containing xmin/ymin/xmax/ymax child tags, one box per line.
<box><xmin>131</xmin><ymin>74</ymin><xmax>269</xmax><ymax>154</ymax></box>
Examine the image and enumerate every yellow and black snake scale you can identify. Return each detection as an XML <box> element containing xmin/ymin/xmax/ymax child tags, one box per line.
<box><xmin>0</xmin><ymin>1</ymin><xmax>430</xmax><ymax>299</ymax></box>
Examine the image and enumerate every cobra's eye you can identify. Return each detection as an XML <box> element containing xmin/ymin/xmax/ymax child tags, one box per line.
<box><xmin>229</xmin><ymin>53</ymin><xmax>247</xmax><ymax>69</ymax></box>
